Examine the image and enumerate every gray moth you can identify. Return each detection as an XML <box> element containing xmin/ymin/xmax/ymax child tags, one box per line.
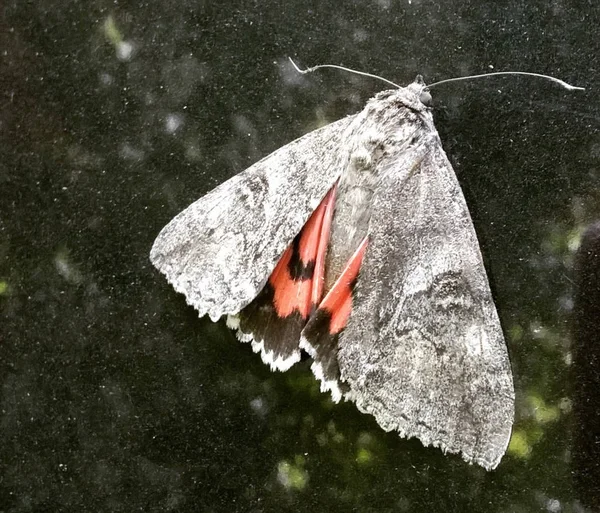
<box><xmin>150</xmin><ymin>75</ymin><xmax>515</xmax><ymax>470</ymax></box>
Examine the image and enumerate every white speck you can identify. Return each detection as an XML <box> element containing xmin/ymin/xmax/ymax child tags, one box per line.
<box><xmin>546</xmin><ymin>498</ymin><xmax>561</xmax><ymax>513</ymax></box>
<box><xmin>165</xmin><ymin>113</ymin><xmax>184</xmax><ymax>134</ymax></box>
<box><xmin>250</xmin><ymin>397</ymin><xmax>269</xmax><ymax>417</ymax></box>
<box><xmin>116</xmin><ymin>41</ymin><xmax>134</xmax><ymax>62</ymax></box>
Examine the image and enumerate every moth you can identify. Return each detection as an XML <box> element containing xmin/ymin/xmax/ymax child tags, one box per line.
<box><xmin>150</xmin><ymin>70</ymin><xmax>517</xmax><ymax>470</ymax></box>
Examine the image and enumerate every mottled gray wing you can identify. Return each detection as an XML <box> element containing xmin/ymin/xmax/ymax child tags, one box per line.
<box><xmin>338</xmin><ymin>133</ymin><xmax>514</xmax><ymax>470</ymax></box>
<box><xmin>151</xmin><ymin>115</ymin><xmax>355</xmax><ymax>321</ymax></box>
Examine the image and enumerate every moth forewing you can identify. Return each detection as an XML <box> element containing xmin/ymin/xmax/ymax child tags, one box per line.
<box><xmin>338</xmin><ymin>120</ymin><xmax>514</xmax><ymax>470</ymax></box>
<box><xmin>149</xmin><ymin>115</ymin><xmax>356</xmax><ymax>321</ymax></box>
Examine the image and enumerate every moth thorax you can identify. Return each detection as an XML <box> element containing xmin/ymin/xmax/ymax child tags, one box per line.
<box><xmin>352</xmin><ymin>131</ymin><xmax>387</xmax><ymax>172</ymax></box>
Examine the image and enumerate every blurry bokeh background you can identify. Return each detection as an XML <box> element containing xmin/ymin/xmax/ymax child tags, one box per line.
<box><xmin>1</xmin><ymin>1</ymin><xmax>599</xmax><ymax>511</ymax></box>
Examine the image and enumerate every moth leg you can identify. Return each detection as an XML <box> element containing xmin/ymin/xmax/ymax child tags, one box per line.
<box><xmin>230</xmin><ymin>185</ymin><xmax>337</xmax><ymax>371</ymax></box>
<box><xmin>300</xmin><ymin>236</ymin><xmax>368</xmax><ymax>402</ymax></box>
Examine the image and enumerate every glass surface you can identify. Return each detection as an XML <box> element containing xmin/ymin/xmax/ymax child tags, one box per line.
<box><xmin>1</xmin><ymin>1</ymin><xmax>598</xmax><ymax>511</ymax></box>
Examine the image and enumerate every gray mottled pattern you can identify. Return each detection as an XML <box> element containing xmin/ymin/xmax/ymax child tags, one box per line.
<box><xmin>150</xmin><ymin>115</ymin><xmax>355</xmax><ymax>321</ymax></box>
<box><xmin>338</xmin><ymin>91</ymin><xmax>514</xmax><ymax>469</ymax></box>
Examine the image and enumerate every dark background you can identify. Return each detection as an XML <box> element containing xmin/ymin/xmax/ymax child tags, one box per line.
<box><xmin>1</xmin><ymin>1</ymin><xmax>599</xmax><ymax>512</ymax></box>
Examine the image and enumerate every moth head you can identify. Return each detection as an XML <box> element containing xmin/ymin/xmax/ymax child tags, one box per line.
<box><xmin>372</xmin><ymin>77</ymin><xmax>432</xmax><ymax>113</ymax></box>
<box><xmin>408</xmin><ymin>75</ymin><xmax>433</xmax><ymax>108</ymax></box>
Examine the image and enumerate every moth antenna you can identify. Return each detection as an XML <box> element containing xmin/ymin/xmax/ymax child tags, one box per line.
<box><xmin>428</xmin><ymin>71</ymin><xmax>584</xmax><ymax>91</ymax></box>
<box><xmin>289</xmin><ymin>57</ymin><xmax>402</xmax><ymax>90</ymax></box>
